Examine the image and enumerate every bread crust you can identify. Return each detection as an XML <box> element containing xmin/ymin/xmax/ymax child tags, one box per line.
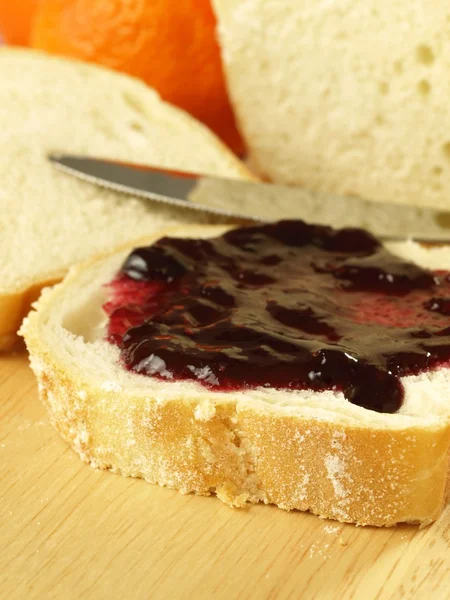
<box><xmin>0</xmin><ymin>277</ymin><xmax>62</xmax><ymax>352</ymax></box>
<box><xmin>20</xmin><ymin>227</ymin><xmax>450</xmax><ymax>526</ymax></box>
<box><xmin>22</xmin><ymin>336</ymin><xmax>450</xmax><ymax>526</ymax></box>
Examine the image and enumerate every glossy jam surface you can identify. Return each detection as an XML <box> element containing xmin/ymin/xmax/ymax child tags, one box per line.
<box><xmin>104</xmin><ymin>221</ymin><xmax>450</xmax><ymax>413</ymax></box>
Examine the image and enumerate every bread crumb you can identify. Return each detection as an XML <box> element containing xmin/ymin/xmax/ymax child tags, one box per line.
<box><xmin>323</xmin><ymin>524</ymin><xmax>340</xmax><ymax>535</ymax></box>
<box><xmin>101</xmin><ymin>380</ymin><xmax>122</xmax><ymax>392</ymax></box>
<box><xmin>339</xmin><ymin>537</ymin><xmax>348</xmax><ymax>546</ymax></box>
<box><xmin>309</xmin><ymin>541</ymin><xmax>332</xmax><ymax>559</ymax></box>
<box><xmin>29</xmin><ymin>355</ymin><xmax>44</xmax><ymax>377</ymax></box>
<box><xmin>194</xmin><ymin>401</ymin><xmax>216</xmax><ymax>421</ymax></box>
<box><xmin>187</xmin><ymin>365</ymin><xmax>219</xmax><ymax>386</ymax></box>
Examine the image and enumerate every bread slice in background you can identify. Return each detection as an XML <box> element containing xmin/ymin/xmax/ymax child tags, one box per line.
<box><xmin>20</xmin><ymin>225</ymin><xmax>450</xmax><ymax>527</ymax></box>
<box><xmin>213</xmin><ymin>0</ymin><xmax>450</xmax><ymax>208</ymax></box>
<box><xmin>0</xmin><ymin>48</ymin><xmax>253</xmax><ymax>351</ymax></box>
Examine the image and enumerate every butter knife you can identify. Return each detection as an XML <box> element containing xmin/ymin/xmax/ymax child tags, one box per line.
<box><xmin>48</xmin><ymin>153</ymin><xmax>450</xmax><ymax>242</ymax></box>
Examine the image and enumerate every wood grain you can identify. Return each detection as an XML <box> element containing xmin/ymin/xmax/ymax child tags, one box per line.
<box><xmin>1</xmin><ymin>354</ymin><xmax>449</xmax><ymax>600</ymax></box>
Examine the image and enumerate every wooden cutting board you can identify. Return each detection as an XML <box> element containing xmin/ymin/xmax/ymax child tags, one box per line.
<box><xmin>1</xmin><ymin>352</ymin><xmax>449</xmax><ymax>600</ymax></box>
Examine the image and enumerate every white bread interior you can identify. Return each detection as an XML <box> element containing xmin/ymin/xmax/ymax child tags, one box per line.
<box><xmin>0</xmin><ymin>49</ymin><xmax>252</xmax><ymax>350</ymax></box>
<box><xmin>213</xmin><ymin>0</ymin><xmax>450</xmax><ymax>208</ymax></box>
<box><xmin>20</xmin><ymin>225</ymin><xmax>450</xmax><ymax>526</ymax></box>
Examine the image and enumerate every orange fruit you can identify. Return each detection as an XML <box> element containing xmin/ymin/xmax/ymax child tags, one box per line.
<box><xmin>0</xmin><ymin>0</ymin><xmax>40</xmax><ymax>45</ymax></box>
<box><xmin>31</xmin><ymin>0</ymin><xmax>244</xmax><ymax>154</ymax></box>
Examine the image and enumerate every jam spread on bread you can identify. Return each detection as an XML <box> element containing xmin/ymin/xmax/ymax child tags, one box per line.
<box><xmin>104</xmin><ymin>221</ymin><xmax>450</xmax><ymax>413</ymax></box>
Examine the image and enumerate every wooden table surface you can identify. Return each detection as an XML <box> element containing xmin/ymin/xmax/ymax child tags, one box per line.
<box><xmin>1</xmin><ymin>352</ymin><xmax>450</xmax><ymax>600</ymax></box>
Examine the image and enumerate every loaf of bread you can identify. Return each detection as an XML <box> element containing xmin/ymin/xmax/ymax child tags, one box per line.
<box><xmin>20</xmin><ymin>224</ymin><xmax>450</xmax><ymax>527</ymax></box>
<box><xmin>0</xmin><ymin>48</ymin><xmax>252</xmax><ymax>351</ymax></box>
<box><xmin>213</xmin><ymin>0</ymin><xmax>450</xmax><ymax>208</ymax></box>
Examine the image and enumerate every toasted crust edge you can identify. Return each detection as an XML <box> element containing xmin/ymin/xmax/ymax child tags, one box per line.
<box><xmin>23</xmin><ymin>336</ymin><xmax>450</xmax><ymax>527</ymax></box>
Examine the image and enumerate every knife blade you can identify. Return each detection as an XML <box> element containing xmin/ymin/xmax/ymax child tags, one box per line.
<box><xmin>48</xmin><ymin>153</ymin><xmax>450</xmax><ymax>242</ymax></box>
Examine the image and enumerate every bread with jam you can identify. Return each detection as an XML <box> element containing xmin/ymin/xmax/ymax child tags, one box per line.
<box><xmin>20</xmin><ymin>221</ymin><xmax>450</xmax><ymax>526</ymax></box>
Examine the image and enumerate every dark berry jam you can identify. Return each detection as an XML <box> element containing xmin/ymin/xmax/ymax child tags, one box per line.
<box><xmin>104</xmin><ymin>221</ymin><xmax>450</xmax><ymax>414</ymax></box>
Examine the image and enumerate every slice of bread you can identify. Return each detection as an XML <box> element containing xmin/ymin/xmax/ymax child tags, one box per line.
<box><xmin>213</xmin><ymin>0</ymin><xmax>450</xmax><ymax>208</ymax></box>
<box><xmin>0</xmin><ymin>48</ymin><xmax>253</xmax><ymax>351</ymax></box>
<box><xmin>20</xmin><ymin>225</ymin><xmax>450</xmax><ymax>526</ymax></box>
